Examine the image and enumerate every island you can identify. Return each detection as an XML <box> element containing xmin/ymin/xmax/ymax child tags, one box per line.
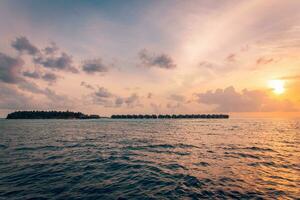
<box><xmin>6</xmin><ymin>111</ymin><xmax>229</xmax><ymax>119</ymax></box>
<box><xmin>6</xmin><ymin>111</ymin><xmax>101</xmax><ymax>119</ymax></box>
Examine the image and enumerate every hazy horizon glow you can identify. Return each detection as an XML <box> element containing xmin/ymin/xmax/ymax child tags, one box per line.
<box><xmin>0</xmin><ymin>0</ymin><xmax>300</xmax><ymax>117</ymax></box>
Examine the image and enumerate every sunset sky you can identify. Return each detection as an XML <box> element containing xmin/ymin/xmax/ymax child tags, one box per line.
<box><xmin>0</xmin><ymin>0</ymin><xmax>300</xmax><ymax>117</ymax></box>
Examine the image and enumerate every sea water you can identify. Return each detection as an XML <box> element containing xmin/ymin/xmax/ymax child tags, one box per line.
<box><xmin>0</xmin><ymin>118</ymin><xmax>299</xmax><ymax>199</ymax></box>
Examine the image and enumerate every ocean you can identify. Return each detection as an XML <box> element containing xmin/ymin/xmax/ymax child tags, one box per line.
<box><xmin>0</xmin><ymin>118</ymin><xmax>299</xmax><ymax>199</ymax></box>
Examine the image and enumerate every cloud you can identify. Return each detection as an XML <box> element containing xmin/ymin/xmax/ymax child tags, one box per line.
<box><xmin>11</xmin><ymin>36</ymin><xmax>39</xmax><ymax>55</ymax></box>
<box><xmin>0</xmin><ymin>85</ymin><xmax>33</xmax><ymax>110</ymax></box>
<box><xmin>113</xmin><ymin>93</ymin><xmax>142</xmax><ymax>108</ymax></box>
<box><xmin>169</xmin><ymin>94</ymin><xmax>185</xmax><ymax>102</ymax></box>
<box><xmin>0</xmin><ymin>82</ymin><xmax>72</xmax><ymax>112</ymax></box>
<box><xmin>10</xmin><ymin>36</ymin><xmax>77</xmax><ymax>73</ymax></box>
<box><xmin>43</xmin><ymin>42</ymin><xmax>59</xmax><ymax>55</ymax></box>
<box><xmin>18</xmin><ymin>80</ymin><xmax>48</xmax><ymax>94</ymax></box>
<box><xmin>82</xmin><ymin>59</ymin><xmax>109</xmax><ymax>74</ymax></box>
<box><xmin>34</xmin><ymin>52</ymin><xmax>78</xmax><ymax>73</ymax></box>
<box><xmin>198</xmin><ymin>60</ymin><xmax>236</xmax><ymax>75</ymax></box>
<box><xmin>150</xmin><ymin>103</ymin><xmax>162</xmax><ymax>113</ymax></box>
<box><xmin>124</xmin><ymin>93</ymin><xmax>140</xmax><ymax>107</ymax></box>
<box><xmin>196</xmin><ymin>86</ymin><xmax>298</xmax><ymax>112</ymax></box>
<box><xmin>138</xmin><ymin>49</ymin><xmax>176</xmax><ymax>69</ymax></box>
<box><xmin>23</xmin><ymin>70</ymin><xmax>59</xmax><ymax>83</ymax></box>
<box><xmin>225</xmin><ymin>53</ymin><xmax>236</xmax><ymax>62</ymax></box>
<box><xmin>17</xmin><ymin>79</ymin><xmax>64</xmax><ymax>101</ymax></box>
<box><xmin>43</xmin><ymin>88</ymin><xmax>70</xmax><ymax>103</ymax></box>
<box><xmin>256</xmin><ymin>57</ymin><xmax>274</xmax><ymax>65</ymax></box>
<box><xmin>0</xmin><ymin>52</ymin><xmax>24</xmax><ymax>83</ymax></box>
<box><xmin>91</xmin><ymin>89</ymin><xmax>141</xmax><ymax>108</ymax></box>
<box><xmin>147</xmin><ymin>92</ymin><xmax>153</xmax><ymax>99</ymax></box>
<box><xmin>23</xmin><ymin>71</ymin><xmax>40</xmax><ymax>79</ymax></box>
<box><xmin>115</xmin><ymin>97</ymin><xmax>124</xmax><ymax>107</ymax></box>
<box><xmin>166</xmin><ymin>102</ymin><xmax>181</xmax><ymax>109</ymax></box>
<box><xmin>21</xmin><ymin>81</ymin><xmax>73</xmax><ymax>107</ymax></box>
<box><xmin>279</xmin><ymin>75</ymin><xmax>300</xmax><ymax>80</ymax></box>
<box><xmin>80</xmin><ymin>81</ymin><xmax>94</xmax><ymax>89</ymax></box>
<box><xmin>94</xmin><ymin>87</ymin><xmax>113</xmax><ymax>98</ymax></box>
<box><xmin>42</xmin><ymin>72</ymin><xmax>58</xmax><ymax>83</ymax></box>
<box><xmin>199</xmin><ymin>61</ymin><xmax>215</xmax><ymax>69</ymax></box>
<box><xmin>0</xmin><ymin>50</ymin><xmax>67</xmax><ymax>104</ymax></box>
<box><xmin>90</xmin><ymin>87</ymin><xmax>114</xmax><ymax>106</ymax></box>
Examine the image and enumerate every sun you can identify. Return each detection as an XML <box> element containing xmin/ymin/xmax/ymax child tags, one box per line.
<box><xmin>268</xmin><ymin>79</ymin><xmax>285</xmax><ymax>95</ymax></box>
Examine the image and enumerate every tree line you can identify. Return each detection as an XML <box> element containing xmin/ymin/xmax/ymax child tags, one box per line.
<box><xmin>6</xmin><ymin>111</ymin><xmax>100</xmax><ymax>119</ymax></box>
<box><xmin>6</xmin><ymin>111</ymin><xmax>229</xmax><ymax>119</ymax></box>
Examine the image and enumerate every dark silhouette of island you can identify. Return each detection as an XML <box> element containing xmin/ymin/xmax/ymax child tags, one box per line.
<box><xmin>6</xmin><ymin>111</ymin><xmax>101</xmax><ymax>119</ymax></box>
<box><xmin>111</xmin><ymin>114</ymin><xmax>229</xmax><ymax>119</ymax></box>
<box><xmin>6</xmin><ymin>111</ymin><xmax>229</xmax><ymax>119</ymax></box>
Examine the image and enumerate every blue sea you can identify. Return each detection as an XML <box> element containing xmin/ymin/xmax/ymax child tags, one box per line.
<box><xmin>0</xmin><ymin>118</ymin><xmax>299</xmax><ymax>199</ymax></box>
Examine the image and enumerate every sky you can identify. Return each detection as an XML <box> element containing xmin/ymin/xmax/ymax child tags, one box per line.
<box><xmin>0</xmin><ymin>0</ymin><xmax>300</xmax><ymax>117</ymax></box>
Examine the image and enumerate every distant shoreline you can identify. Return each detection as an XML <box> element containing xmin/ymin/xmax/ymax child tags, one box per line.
<box><xmin>6</xmin><ymin>111</ymin><xmax>101</xmax><ymax>119</ymax></box>
<box><xmin>6</xmin><ymin>111</ymin><xmax>229</xmax><ymax>119</ymax></box>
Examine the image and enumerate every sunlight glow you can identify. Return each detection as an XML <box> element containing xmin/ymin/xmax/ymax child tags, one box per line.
<box><xmin>268</xmin><ymin>80</ymin><xmax>285</xmax><ymax>95</ymax></box>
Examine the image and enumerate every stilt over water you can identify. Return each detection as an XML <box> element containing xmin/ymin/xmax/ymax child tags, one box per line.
<box><xmin>110</xmin><ymin>114</ymin><xmax>229</xmax><ymax>119</ymax></box>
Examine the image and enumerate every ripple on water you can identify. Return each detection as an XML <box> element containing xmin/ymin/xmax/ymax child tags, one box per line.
<box><xmin>123</xmin><ymin>144</ymin><xmax>192</xmax><ymax>156</ymax></box>
<box><xmin>0</xmin><ymin>118</ymin><xmax>299</xmax><ymax>199</ymax></box>
<box><xmin>0</xmin><ymin>144</ymin><xmax>8</xmax><ymax>149</ymax></box>
<box><xmin>14</xmin><ymin>145</ymin><xmax>63</xmax><ymax>151</ymax></box>
<box><xmin>223</xmin><ymin>146</ymin><xmax>276</xmax><ymax>152</ymax></box>
<box><xmin>224</xmin><ymin>151</ymin><xmax>262</xmax><ymax>159</ymax></box>
<box><xmin>194</xmin><ymin>162</ymin><xmax>210</xmax><ymax>167</ymax></box>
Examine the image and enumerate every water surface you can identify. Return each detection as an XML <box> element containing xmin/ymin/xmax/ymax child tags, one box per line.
<box><xmin>0</xmin><ymin>118</ymin><xmax>299</xmax><ymax>199</ymax></box>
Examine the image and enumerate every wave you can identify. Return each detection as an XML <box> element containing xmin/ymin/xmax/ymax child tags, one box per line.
<box><xmin>0</xmin><ymin>118</ymin><xmax>299</xmax><ymax>199</ymax></box>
